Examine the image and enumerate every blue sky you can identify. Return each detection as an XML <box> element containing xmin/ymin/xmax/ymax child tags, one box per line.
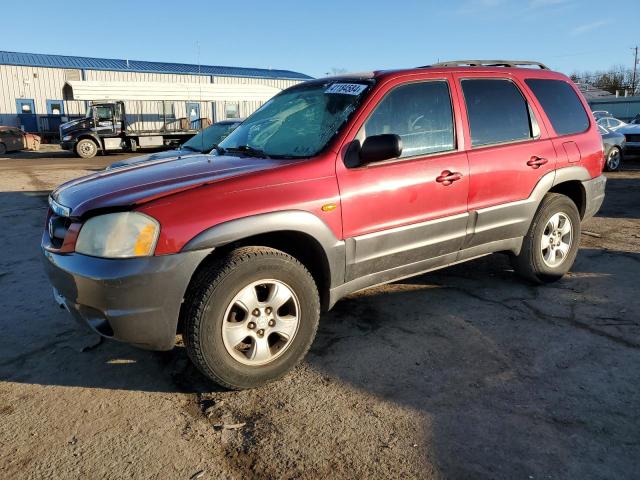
<box><xmin>2</xmin><ymin>0</ymin><xmax>637</xmax><ymax>78</ymax></box>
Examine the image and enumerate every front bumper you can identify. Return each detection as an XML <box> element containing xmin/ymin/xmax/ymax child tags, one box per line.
<box><xmin>581</xmin><ymin>174</ymin><xmax>606</xmax><ymax>220</ymax></box>
<box><xmin>60</xmin><ymin>140</ymin><xmax>76</xmax><ymax>151</ymax></box>
<box><xmin>42</xmin><ymin>248</ymin><xmax>210</xmax><ymax>350</ymax></box>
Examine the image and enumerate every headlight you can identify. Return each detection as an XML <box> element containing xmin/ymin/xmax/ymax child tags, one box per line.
<box><xmin>62</xmin><ymin>135</ymin><xmax>73</xmax><ymax>141</ymax></box>
<box><xmin>75</xmin><ymin>212</ymin><xmax>160</xmax><ymax>258</ymax></box>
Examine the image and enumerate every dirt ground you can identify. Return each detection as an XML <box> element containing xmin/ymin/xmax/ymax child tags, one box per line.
<box><xmin>1</xmin><ymin>147</ymin><xmax>639</xmax><ymax>479</ymax></box>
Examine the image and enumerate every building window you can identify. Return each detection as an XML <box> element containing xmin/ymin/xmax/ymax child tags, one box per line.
<box><xmin>17</xmin><ymin>99</ymin><xmax>35</xmax><ymax>114</ymax></box>
<box><xmin>225</xmin><ymin>103</ymin><xmax>239</xmax><ymax>119</ymax></box>
<box><xmin>158</xmin><ymin>101</ymin><xmax>175</xmax><ymax>120</ymax></box>
<box><xmin>47</xmin><ymin>100</ymin><xmax>64</xmax><ymax>115</ymax></box>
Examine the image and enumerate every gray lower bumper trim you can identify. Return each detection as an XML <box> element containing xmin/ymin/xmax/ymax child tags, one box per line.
<box><xmin>582</xmin><ymin>174</ymin><xmax>607</xmax><ymax>219</ymax></box>
<box><xmin>42</xmin><ymin>249</ymin><xmax>211</xmax><ymax>350</ymax></box>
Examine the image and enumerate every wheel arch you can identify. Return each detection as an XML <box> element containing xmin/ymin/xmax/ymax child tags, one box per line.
<box><xmin>548</xmin><ymin>180</ymin><xmax>586</xmax><ymax>219</ymax></box>
<box><xmin>181</xmin><ymin>211</ymin><xmax>346</xmax><ymax>312</ymax></box>
<box><xmin>76</xmin><ymin>134</ymin><xmax>103</xmax><ymax>150</ymax></box>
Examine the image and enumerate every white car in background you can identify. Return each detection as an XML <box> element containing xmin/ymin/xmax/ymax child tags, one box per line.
<box><xmin>592</xmin><ymin>110</ymin><xmax>611</xmax><ymax>120</ymax></box>
<box><xmin>597</xmin><ymin>117</ymin><xmax>627</xmax><ymax>131</ymax></box>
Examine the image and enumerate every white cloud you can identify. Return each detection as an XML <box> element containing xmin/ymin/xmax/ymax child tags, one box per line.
<box><xmin>528</xmin><ymin>0</ymin><xmax>569</xmax><ymax>8</ymax></box>
<box><xmin>570</xmin><ymin>19</ymin><xmax>612</xmax><ymax>36</ymax></box>
<box><xmin>455</xmin><ymin>0</ymin><xmax>508</xmax><ymax>14</ymax></box>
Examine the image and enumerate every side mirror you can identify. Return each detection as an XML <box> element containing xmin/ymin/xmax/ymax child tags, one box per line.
<box><xmin>359</xmin><ymin>134</ymin><xmax>402</xmax><ymax>164</ymax></box>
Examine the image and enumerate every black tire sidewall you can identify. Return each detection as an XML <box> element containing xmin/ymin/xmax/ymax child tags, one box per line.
<box><xmin>195</xmin><ymin>254</ymin><xmax>319</xmax><ymax>388</ymax></box>
<box><xmin>529</xmin><ymin>196</ymin><xmax>581</xmax><ymax>281</ymax></box>
<box><xmin>0</xmin><ymin>143</ymin><xmax>6</xmax><ymax>155</ymax></box>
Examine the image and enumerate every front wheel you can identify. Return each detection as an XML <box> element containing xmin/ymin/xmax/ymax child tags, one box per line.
<box><xmin>511</xmin><ymin>193</ymin><xmax>581</xmax><ymax>284</ymax></box>
<box><xmin>182</xmin><ymin>247</ymin><xmax>320</xmax><ymax>390</ymax></box>
<box><xmin>75</xmin><ymin>139</ymin><xmax>98</xmax><ymax>159</ymax></box>
<box><xmin>0</xmin><ymin>143</ymin><xmax>6</xmax><ymax>155</ymax></box>
<box><xmin>604</xmin><ymin>146</ymin><xmax>622</xmax><ymax>172</ymax></box>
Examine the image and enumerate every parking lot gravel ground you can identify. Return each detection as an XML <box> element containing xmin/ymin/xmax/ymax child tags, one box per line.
<box><xmin>1</xmin><ymin>147</ymin><xmax>639</xmax><ymax>479</ymax></box>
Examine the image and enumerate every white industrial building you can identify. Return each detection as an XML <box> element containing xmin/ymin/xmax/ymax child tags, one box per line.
<box><xmin>0</xmin><ymin>51</ymin><xmax>312</xmax><ymax>140</ymax></box>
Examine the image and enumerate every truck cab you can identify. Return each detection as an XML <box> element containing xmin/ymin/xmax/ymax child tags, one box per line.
<box><xmin>59</xmin><ymin>101</ymin><xmax>198</xmax><ymax>158</ymax></box>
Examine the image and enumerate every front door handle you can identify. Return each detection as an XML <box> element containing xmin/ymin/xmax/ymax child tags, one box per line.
<box><xmin>436</xmin><ymin>170</ymin><xmax>463</xmax><ymax>186</ymax></box>
<box><xmin>527</xmin><ymin>156</ymin><xmax>548</xmax><ymax>169</ymax></box>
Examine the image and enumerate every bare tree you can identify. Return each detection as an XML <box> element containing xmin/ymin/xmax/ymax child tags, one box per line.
<box><xmin>572</xmin><ymin>65</ymin><xmax>636</xmax><ymax>95</ymax></box>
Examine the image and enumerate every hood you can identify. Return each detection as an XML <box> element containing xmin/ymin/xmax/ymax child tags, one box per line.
<box><xmin>107</xmin><ymin>148</ymin><xmax>200</xmax><ymax>169</ymax></box>
<box><xmin>60</xmin><ymin>117</ymin><xmax>93</xmax><ymax>133</ymax></box>
<box><xmin>52</xmin><ymin>154</ymin><xmax>294</xmax><ymax>218</ymax></box>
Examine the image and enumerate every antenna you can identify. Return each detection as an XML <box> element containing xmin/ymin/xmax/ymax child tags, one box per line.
<box><xmin>197</xmin><ymin>41</ymin><xmax>205</xmax><ymax>153</ymax></box>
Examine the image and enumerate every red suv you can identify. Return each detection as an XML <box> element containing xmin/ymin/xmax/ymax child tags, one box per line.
<box><xmin>42</xmin><ymin>60</ymin><xmax>606</xmax><ymax>389</ymax></box>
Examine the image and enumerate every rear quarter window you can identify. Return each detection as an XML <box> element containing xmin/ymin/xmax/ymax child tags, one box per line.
<box><xmin>524</xmin><ymin>79</ymin><xmax>590</xmax><ymax>136</ymax></box>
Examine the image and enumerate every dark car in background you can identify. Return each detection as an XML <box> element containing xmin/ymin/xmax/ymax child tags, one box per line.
<box><xmin>614</xmin><ymin>123</ymin><xmax>640</xmax><ymax>156</ymax></box>
<box><xmin>598</xmin><ymin>124</ymin><xmax>625</xmax><ymax>171</ymax></box>
<box><xmin>108</xmin><ymin>119</ymin><xmax>242</xmax><ymax>169</ymax></box>
<box><xmin>0</xmin><ymin>126</ymin><xmax>41</xmax><ymax>154</ymax></box>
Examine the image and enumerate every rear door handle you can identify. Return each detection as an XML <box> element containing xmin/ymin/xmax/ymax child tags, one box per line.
<box><xmin>436</xmin><ymin>170</ymin><xmax>463</xmax><ymax>186</ymax></box>
<box><xmin>526</xmin><ymin>156</ymin><xmax>548</xmax><ymax>169</ymax></box>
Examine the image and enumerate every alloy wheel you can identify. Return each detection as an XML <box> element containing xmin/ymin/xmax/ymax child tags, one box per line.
<box><xmin>540</xmin><ymin>212</ymin><xmax>573</xmax><ymax>268</ymax></box>
<box><xmin>221</xmin><ymin>279</ymin><xmax>300</xmax><ymax>366</ymax></box>
<box><xmin>607</xmin><ymin>148</ymin><xmax>621</xmax><ymax>170</ymax></box>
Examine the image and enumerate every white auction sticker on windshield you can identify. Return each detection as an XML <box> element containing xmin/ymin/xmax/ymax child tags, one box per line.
<box><xmin>325</xmin><ymin>83</ymin><xmax>367</xmax><ymax>95</ymax></box>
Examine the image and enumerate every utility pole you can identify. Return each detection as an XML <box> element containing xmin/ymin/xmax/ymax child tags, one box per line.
<box><xmin>633</xmin><ymin>46</ymin><xmax>638</xmax><ymax>96</ymax></box>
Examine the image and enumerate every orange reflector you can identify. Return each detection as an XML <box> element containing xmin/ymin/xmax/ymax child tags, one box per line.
<box><xmin>134</xmin><ymin>224</ymin><xmax>157</xmax><ymax>255</ymax></box>
<box><xmin>321</xmin><ymin>203</ymin><xmax>337</xmax><ymax>212</ymax></box>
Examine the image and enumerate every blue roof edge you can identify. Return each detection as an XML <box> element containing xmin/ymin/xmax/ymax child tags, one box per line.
<box><xmin>0</xmin><ymin>50</ymin><xmax>314</xmax><ymax>81</ymax></box>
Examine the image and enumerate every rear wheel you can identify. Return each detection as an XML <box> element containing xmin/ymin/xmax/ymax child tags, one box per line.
<box><xmin>604</xmin><ymin>146</ymin><xmax>622</xmax><ymax>171</ymax></box>
<box><xmin>182</xmin><ymin>247</ymin><xmax>320</xmax><ymax>390</ymax></box>
<box><xmin>511</xmin><ymin>193</ymin><xmax>581</xmax><ymax>283</ymax></box>
<box><xmin>0</xmin><ymin>143</ymin><xmax>6</xmax><ymax>155</ymax></box>
<box><xmin>75</xmin><ymin>139</ymin><xmax>98</xmax><ymax>159</ymax></box>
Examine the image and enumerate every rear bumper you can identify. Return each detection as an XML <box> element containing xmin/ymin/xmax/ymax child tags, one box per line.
<box><xmin>582</xmin><ymin>174</ymin><xmax>606</xmax><ymax>220</ymax></box>
<box><xmin>42</xmin><ymin>248</ymin><xmax>210</xmax><ymax>350</ymax></box>
<box><xmin>624</xmin><ymin>142</ymin><xmax>640</xmax><ymax>152</ymax></box>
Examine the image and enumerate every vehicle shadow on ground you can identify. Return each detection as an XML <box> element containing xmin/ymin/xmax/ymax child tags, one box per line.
<box><xmin>306</xmin><ymin>249</ymin><xmax>640</xmax><ymax>478</ymax></box>
<box><xmin>2</xmin><ymin>244</ymin><xmax>639</xmax><ymax>477</ymax></box>
<box><xmin>597</xmin><ymin>173</ymin><xmax>640</xmax><ymax>219</ymax></box>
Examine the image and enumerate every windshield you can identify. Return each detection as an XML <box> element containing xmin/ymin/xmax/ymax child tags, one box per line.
<box><xmin>182</xmin><ymin>122</ymin><xmax>239</xmax><ymax>152</ymax></box>
<box><xmin>86</xmin><ymin>105</ymin><xmax>113</xmax><ymax>121</ymax></box>
<box><xmin>218</xmin><ymin>81</ymin><xmax>372</xmax><ymax>158</ymax></box>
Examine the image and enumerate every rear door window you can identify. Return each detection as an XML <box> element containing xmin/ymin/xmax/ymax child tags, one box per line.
<box><xmin>362</xmin><ymin>80</ymin><xmax>455</xmax><ymax>158</ymax></box>
<box><xmin>525</xmin><ymin>79</ymin><xmax>589</xmax><ymax>135</ymax></box>
<box><xmin>461</xmin><ymin>79</ymin><xmax>534</xmax><ymax>147</ymax></box>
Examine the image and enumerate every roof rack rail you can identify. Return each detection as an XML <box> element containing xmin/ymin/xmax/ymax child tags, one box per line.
<box><xmin>426</xmin><ymin>60</ymin><xmax>549</xmax><ymax>70</ymax></box>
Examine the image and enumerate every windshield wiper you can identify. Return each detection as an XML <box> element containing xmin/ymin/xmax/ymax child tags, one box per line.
<box><xmin>180</xmin><ymin>145</ymin><xmax>200</xmax><ymax>152</ymax></box>
<box><xmin>221</xmin><ymin>145</ymin><xmax>270</xmax><ymax>159</ymax></box>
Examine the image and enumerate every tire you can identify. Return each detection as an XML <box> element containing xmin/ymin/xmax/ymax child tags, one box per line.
<box><xmin>182</xmin><ymin>246</ymin><xmax>320</xmax><ymax>390</ymax></box>
<box><xmin>511</xmin><ymin>193</ymin><xmax>581</xmax><ymax>284</ymax></box>
<box><xmin>75</xmin><ymin>138</ymin><xmax>98</xmax><ymax>159</ymax></box>
<box><xmin>0</xmin><ymin>143</ymin><xmax>6</xmax><ymax>155</ymax></box>
<box><xmin>604</xmin><ymin>146</ymin><xmax>622</xmax><ymax>172</ymax></box>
